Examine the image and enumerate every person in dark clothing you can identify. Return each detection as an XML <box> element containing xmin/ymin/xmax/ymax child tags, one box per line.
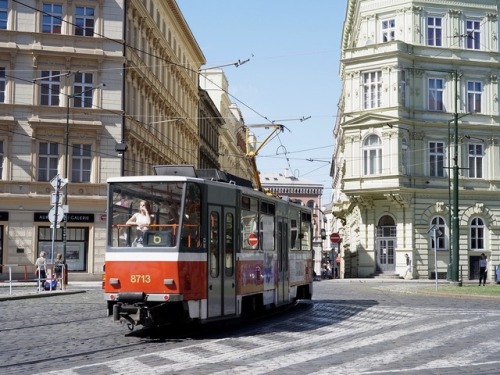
<box><xmin>479</xmin><ymin>253</ymin><xmax>488</xmax><ymax>286</ymax></box>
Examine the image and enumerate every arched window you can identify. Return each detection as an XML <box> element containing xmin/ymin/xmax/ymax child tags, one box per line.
<box><xmin>363</xmin><ymin>134</ymin><xmax>382</xmax><ymax>175</ymax></box>
<box><xmin>430</xmin><ymin>216</ymin><xmax>446</xmax><ymax>250</ymax></box>
<box><xmin>470</xmin><ymin>217</ymin><xmax>485</xmax><ymax>250</ymax></box>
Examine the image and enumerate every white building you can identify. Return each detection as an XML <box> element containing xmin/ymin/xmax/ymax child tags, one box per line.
<box><xmin>333</xmin><ymin>0</ymin><xmax>500</xmax><ymax>281</ymax></box>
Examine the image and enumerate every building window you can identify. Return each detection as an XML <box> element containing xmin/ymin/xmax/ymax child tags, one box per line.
<box><xmin>42</xmin><ymin>3</ymin><xmax>62</xmax><ymax>34</ymax></box>
<box><xmin>466</xmin><ymin>20</ymin><xmax>480</xmax><ymax>50</ymax></box>
<box><xmin>468</xmin><ymin>143</ymin><xmax>483</xmax><ymax>178</ymax></box>
<box><xmin>363</xmin><ymin>71</ymin><xmax>382</xmax><ymax>109</ymax></box>
<box><xmin>0</xmin><ymin>139</ymin><xmax>3</xmax><ymax>179</ymax></box>
<box><xmin>430</xmin><ymin>217</ymin><xmax>446</xmax><ymax>250</ymax></box>
<box><xmin>0</xmin><ymin>0</ymin><xmax>7</xmax><ymax>30</ymax></box>
<box><xmin>73</xmin><ymin>72</ymin><xmax>93</xmax><ymax>108</ymax></box>
<box><xmin>467</xmin><ymin>81</ymin><xmax>482</xmax><ymax>113</ymax></box>
<box><xmin>429</xmin><ymin>141</ymin><xmax>445</xmax><ymax>177</ymax></box>
<box><xmin>75</xmin><ymin>6</ymin><xmax>95</xmax><ymax>36</ymax></box>
<box><xmin>38</xmin><ymin>142</ymin><xmax>59</xmax><ymax>182</ymax></box>
<box><xmin>428</xmin><ymin>78</ymin><xmax>444</xmax><ymax>111</ymax></box>
<box><xmin>470</xmin><ymin>217</ymin><xmax>485</xmax><ymax>250</ymax></box>
<box><xmin>399</xmin><ymin>70</ymin><xmax>407</xmax><ymax>107</ymax></box>
<box><xmin>401</xmin><ymin>138</ymin><xmax>409</xmax><ymax>175</ymax></box>
<box><xmin>0</xmin><ymin>67</ymin><xmax>5</xmax><ymax>103</ymax></box>
<box><xmin>427</xmin><ymin>16</ymin><xmax>442</xmax><ymax>46</ymax></box>
<box><xmin>40</xmin><ymin>71</ymin><xmax>60</xmax><ymax>106</ymax></box>
<box><xmin>72</xmin><ymin>144</ymin><xmax>91</xmax><ymax>182</ymax></box>
<box><xmin>363</xmin><ymin>134</ymin><xmax>382</xmax><ymax>175</ymax></box>
<box><xmin>381</xmin><ymin>19</ymin><xmax>395</xmax><ymax>42</ymax></box>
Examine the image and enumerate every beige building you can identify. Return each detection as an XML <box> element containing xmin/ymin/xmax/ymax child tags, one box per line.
<box><xmin>0</xmin><ymin>0</ymin><xmax>213</xmax><ymax>280</ymax></box>
<box><xmin>333</xmin><ymin>0</ymin><xmax>500</xmax><ymax>281</ymax></box>
<box><xmin>199</xmin><ymin>68</ymin><xmax>254</xmax><ymax>183</ymax></box>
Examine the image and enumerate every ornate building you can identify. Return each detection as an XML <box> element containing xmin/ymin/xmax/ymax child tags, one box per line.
<box><xmin>333</xmin><ymin>0</ymin><xmax>500</xmax><ymax>280</ymax></box>
<box><xmin>0</xmin><ymin>0</ymin><xmax>224</xmax><ymax>280</ymax></box>
<box><xmin>199</xmin><ymin>68</ymin><xmax>254</xmax><ymax>184</ymax></box>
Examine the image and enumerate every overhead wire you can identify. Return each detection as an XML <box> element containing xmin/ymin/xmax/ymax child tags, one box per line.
<box><xmin>10</xmin><ymin>0</ymin><xmax>333</xmax><ymax>180</ymax></box>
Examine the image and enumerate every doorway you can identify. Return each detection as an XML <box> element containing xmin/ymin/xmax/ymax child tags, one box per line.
<box><xmin>376</xmin><ymin>216</ymin><xmax>396</xmax><ymax>273</ymax></box>
<box><xmin>469</xmin><ymin>256</ymin><xmax>480</xmax><ymax>280</ymax></box>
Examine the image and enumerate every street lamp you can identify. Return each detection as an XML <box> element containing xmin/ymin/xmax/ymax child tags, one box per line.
<box><xmin>408</xmin><ymin>67</ymin><xmax>460</xmax><ymax>282</ymax></box>
<box><xmin>63</xmin><ymin>83</ymin><xmax>105</xmax><ymax>270</ymax></box>
<box><xmin>450</xmin><ymin>70</ymin><xmax>460</xmax><ymax>283</ymax></box>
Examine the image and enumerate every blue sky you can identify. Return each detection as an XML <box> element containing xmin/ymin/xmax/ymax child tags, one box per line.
<box><xmin>177</xmin><ymin>1</ymin><xmax>348</xmax><ymax>203</ymax></box>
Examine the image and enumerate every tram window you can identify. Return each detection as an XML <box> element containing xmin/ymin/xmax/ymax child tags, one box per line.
<box><xmin>109</xmin><ymin>182</ymin><xmax>184</xmax><ymax>248</ymax></box>
<box><xmin>181</xmin><ymin>183</ymin><xmax>201</xmax><ymax>249</ymax></box>
<box><xmin>260</xmin><ymin>201</ymin><xmax>275</xmax><ymax>215</ymax></box>
<box><xmin>210</xmin><ymin>211</ymin><xmax>219</xmax><ymax>278</ymax></box>
<box><xmin>301</xmin><ymin>215</ymin><xmax>312</xmax><ymax>250</ymax></box>
<box><xmin>241</xmin><ymin>196</ymin><xmax>251</xmax><ymax>210</ymax></box>
<box><xmin>225</xmin><ymin>212</ymin><xmax>234</xmax><ymax>277</ymax></box>
<box><xmin>290</xmin><ymin>217</ymin><xmax>299</xmax><ymax>251</ymax></box>
<box><xmin>260</xmin><ymin>213</ymin><xmax>275</xmax><ymax>250</ymax></box>
<box><xmin>241</xmin><ymin>209</ymin><xmax>259</xmax><ymax>250</ymax></box>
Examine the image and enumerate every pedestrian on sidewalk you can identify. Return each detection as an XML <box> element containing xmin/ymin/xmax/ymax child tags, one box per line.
<box><xmin>53</xmin><ymin>253</ymin><xmax>63</xmax><ymax>289</ymax></box>
<box><xmin>35</xmin><ymin>251</ymin><xmax>47</xmax><ymax>290</ymax></box>
<box><xmin>404</xmin><ymin>253</ymin><xmax>412</xmax><ymax>279</ymax></box>
<box><xmin>479</xmin><ymin>253</ymin><xmax>488</xmax><ymax>286</ymax></box>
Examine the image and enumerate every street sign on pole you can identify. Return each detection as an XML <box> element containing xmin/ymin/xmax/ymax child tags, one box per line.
<box><xmin>51</xmin><ymin>192</ymin><xmax>63</xmax><ymax>205</ymax></box>
<box><xmin>48</xmin><ymin>206</ymin><xmax>64</xmax><ymax>224</ymax></box>
<box><xmin>50</xmin><ymin>174</ymin><xmax>60</xmax><ymax>189</ymax></box>
<box><xmin>330</xmin><ymin>232</ymin><xmax>341</xmax><ymax>243</ymax></box>
<box><xmin>50</xmin><ymin>174</ymin><xmax>68</xmax><ymax>190</ymax></box>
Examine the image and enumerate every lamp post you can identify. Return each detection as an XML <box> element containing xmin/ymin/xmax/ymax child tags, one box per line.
<box><xmin>63</xmin><ymin>83</ymin><xmax>105</xmax><ymax>272</ymax></box>
<box><xmin>408</xmin><ymin>67</ymin><xmax>460</xmax><ymax>282</ymax></box>
<box><xmin>450</xmin><ymin>70</ymin><xmax>460</xmax><ymax>283</ymax></box>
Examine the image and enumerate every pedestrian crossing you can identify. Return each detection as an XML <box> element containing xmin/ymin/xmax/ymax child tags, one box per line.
<box><xmin>34</xmin><ymin>303</ymin><xmax>500</xmax><ymax>375</ymax></box>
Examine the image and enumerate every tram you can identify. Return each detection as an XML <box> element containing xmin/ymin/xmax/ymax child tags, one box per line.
<box><xmin>103</xmin><ymin>165</ymin><xmax>313</xmax><ymax>329</ymax></box>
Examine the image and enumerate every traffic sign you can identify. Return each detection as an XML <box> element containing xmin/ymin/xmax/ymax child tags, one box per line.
<box><xmin>48</xmin><ymin>206</ymin><xmax>64</xmax><ymax>224</ymax></box>
<box><xmin>330</xmin><ymin>232</ymin><xmax>341</xmax><ymax>243</ymax></box>
<box><xmin>50</xmin><ymin>174</ymin><xmax>68</xmax><ymax>189</ymax></box>
<box><xmin>51</xmin><ymin>192</ymin><xmax>63</xmax><ymax>205</ymax></box>
<box><xmin>248</xmin><ymin>233</ymin><xmax>259</xmax><ymax>247</ymax></box>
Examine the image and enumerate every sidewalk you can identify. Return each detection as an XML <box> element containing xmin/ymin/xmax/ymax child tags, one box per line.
<box><xmin>0</xmin><ymin>280</ymin><xmax>101</xmax><ymax>301</ymax></box>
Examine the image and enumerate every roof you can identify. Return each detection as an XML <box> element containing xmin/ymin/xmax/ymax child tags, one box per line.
<box><xmin>259</xmin><ymin>172</ymin><xmax>323</xmax><ymax>188</ymax></box>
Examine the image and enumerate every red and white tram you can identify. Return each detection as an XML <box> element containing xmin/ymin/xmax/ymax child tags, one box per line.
<box><xmin>103</xmin><ymin>165</ymin><xmax>313</xmax><ymax>329</ymax></box>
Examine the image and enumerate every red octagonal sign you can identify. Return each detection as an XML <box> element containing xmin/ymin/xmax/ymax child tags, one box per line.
<box><xmin>330</xmin><ymin>232</ymin><xmax>341</xmax><ymax>243</ymax></box>
<box><xmin>248</xmin><ymin>233</ymin><xmax>259</xmax><ymax>247</ymax></box>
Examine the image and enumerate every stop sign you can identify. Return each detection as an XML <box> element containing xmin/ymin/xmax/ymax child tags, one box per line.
<box><xmin>248</xmin><ymin>233</ymin><xmax>259</xmax><ymax>247</ymax></box>
<box><xmin>330</xmin><ymin>232</ymin><xmax>341</xmax><ymax>243</ymax></box>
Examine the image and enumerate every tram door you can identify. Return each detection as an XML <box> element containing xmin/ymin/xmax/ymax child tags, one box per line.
<box><xmin>277</xmin><ymin>217</ymin><xmax>289</xmax><ymax>305</ymax></box>
<box><xmin>207</xmin><ymin>206</ymin><xmax>236</xmax><ymax>318</ymax></box>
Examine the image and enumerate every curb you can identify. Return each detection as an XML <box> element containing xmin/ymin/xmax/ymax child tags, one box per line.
<box><xmin>0</xmin><ymin>289</ymin><xmax>87</xmax><ymax>302</ymax></box>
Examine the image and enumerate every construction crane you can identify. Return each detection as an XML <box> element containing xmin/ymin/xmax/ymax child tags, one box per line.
<box><xmin>244</xmin><ymin>124</ymin><xmax>285</xmax><ymax>192</ymax></box>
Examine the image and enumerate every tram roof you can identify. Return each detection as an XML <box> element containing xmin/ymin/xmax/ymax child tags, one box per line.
<box><xmin>107</xmin><ymin>175</ymin><xmax>198</xmax><ymax>184</ymax></box>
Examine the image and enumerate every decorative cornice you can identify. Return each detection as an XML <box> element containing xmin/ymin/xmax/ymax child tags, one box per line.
<box><xmin>384</xmin><ymin>193</ymin><xmax>411</xmax><ymax>208</ymax></box>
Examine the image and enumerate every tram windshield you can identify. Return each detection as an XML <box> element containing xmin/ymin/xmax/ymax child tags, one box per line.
<box><xmin>107</xmin><ymin>181</ymin><xmax>200</xmax><ymax>249</ymax></box>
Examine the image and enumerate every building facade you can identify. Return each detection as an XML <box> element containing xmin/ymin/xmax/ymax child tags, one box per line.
<box><xmin>199</xmin><ymin>68</ymin><xmax>254</xmax><ymax>184</ymax></box>
<box><xmin>333</xmin><ymin>0</ymin><xmax>500</xmax><ymax>281</ymax></box>
<box><xmin>0</xmin><ymin>0</ymin><xmax>125</xmax><ymax>278</ymax></box>
<box><xmin>198</xmin><ymin>88</ymin><xmax>223</xmax><ymax>170</ymax></box>
<box><xmin>0</xmin><ymin>0</ymin><xmax>242</xmax><ymax>280</ymax></box>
